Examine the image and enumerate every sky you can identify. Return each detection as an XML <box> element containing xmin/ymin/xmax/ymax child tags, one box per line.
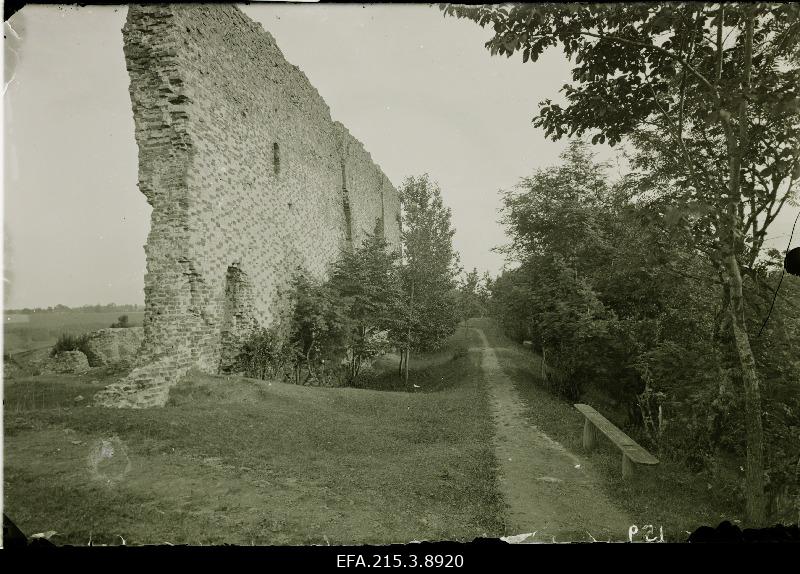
<box><xmin>3</xmin><ymin>4</ymin><xmax>798</xmax><ymax>309</ymax></box>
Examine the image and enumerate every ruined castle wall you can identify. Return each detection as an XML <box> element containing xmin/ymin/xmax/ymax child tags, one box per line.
<box><xmin>113</xmin><ymin>4</ymin><xmax>400</xmax><ymax>395</ymax></box>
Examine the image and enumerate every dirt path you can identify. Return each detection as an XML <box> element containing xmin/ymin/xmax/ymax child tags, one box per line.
<box><xmin>473</xmin><ymin>328</ymin><xmax>631</xmax><ymax>542</ymax></box>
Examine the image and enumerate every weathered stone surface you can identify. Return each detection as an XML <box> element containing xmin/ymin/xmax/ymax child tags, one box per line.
<box><xmin>83</xmin><ymin>327</ymin><xmax>144</xmax><ymax>367</ymax></box>
<box><xmin>95</xmin><ymin>356</ymin><xmax>184</xmax><ymax>409</ymax></box>
<box><xmin>45</xmin><ymin>351</ymin><xmax>90</xmax><ymax>375</ymax></box>
<box><xmin>96</xmin><ymin>4</ymin><xmax>400</xmax><ymax>408</ymax></box>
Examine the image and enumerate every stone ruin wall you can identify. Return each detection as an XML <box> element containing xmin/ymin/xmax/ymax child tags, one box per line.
<box><xmin>95</xmin><ymin>4</ymin><xmax>401</xmax><ymax>407</ymax></box>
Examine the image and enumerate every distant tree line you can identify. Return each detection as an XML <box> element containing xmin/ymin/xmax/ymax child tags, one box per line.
<box><xmin>457</xmin><ymin>267</ymin><xmax>493</xmax><ymax>321</ymax></box>
<box><xmin>6</xmin><ymin>303</ymin><xmax>144</xmax><ymax>314</ymax></box>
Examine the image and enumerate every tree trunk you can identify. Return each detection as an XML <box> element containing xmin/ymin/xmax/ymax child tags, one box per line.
<box><xmin>405</xmin><ymin>281</ymin><xmax>414</xmax><ymax>388</ymax></box>
<box><xmin>712</xmin><ymin>280</ymin><xmax>731</xmax><ymax>343</ymax></box>
<box><xmin>726</xmin><ymin>253</ymin><xmax>766</xmax><ymax>526</ymax></box>
<box><xmin>404</xmin><ymin>347</ymin><xmax>410</xmax><ymax>387</ymax></box>
<box><xmin>719</xmin><ymin>7</ymin><xmax>765</xmax><ymax>526</ymax></box>
<box><xmin>540</xmin><ymin>346</ymin><xmax>547</xmax><ymax>381</ymax></box>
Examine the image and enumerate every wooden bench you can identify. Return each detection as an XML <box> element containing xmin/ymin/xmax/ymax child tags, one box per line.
<box><xmin>574</xmin><ymin>403</ymin><xmax>659</xmax><ymax>479</ymax></box>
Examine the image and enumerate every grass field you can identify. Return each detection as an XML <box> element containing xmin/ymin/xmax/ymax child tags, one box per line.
<box><xmin>4</xmin><ymin>324</ymin><xmax>505</xmax><ymax>545</ymax></box>
<box><xmin>473</xmin><ymin>318</ymin><xmax>741</xmax><ymax>541</ymax></box>
<box><xmin>5</xmin><ymin>314</ymin><xmax>740</xmax><ymax>544</ymax></box>
<box><xmin>3</xmin><ymin>311</ymin><xmax>145</xmax><ymax>354</ymax></box>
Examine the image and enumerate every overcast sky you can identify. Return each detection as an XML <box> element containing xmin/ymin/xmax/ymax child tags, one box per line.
<box><xmin>3</xmin><ymin>4</ymin><xmax>798</xmax><ymax>309</ymax></box>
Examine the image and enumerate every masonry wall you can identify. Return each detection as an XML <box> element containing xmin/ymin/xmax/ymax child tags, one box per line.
<box><xmin>95</xmin><ymin>4</ymin><xmax>400</xmax><ymax>407</ymax></box>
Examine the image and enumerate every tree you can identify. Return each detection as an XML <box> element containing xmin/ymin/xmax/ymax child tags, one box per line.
<box><xmin>285</xmin><ymin>273</ymin><xmax>348</xmax><ymax>385</ymax></box>
<box><xmin>398</xmin><ymin>174</ymin><xmax>462</xmax><ymax>383</ymax></box>
<box><xmin>497</xmin><ymin>142</ymin><xmax>642</xmax><ymax>402</ymax></box>
<box><xmin>477</xmin><ymin>271</ymin><xmax>493</xmax><ymax>309</ymax></box>
<box><xmin>456</xmin><ymin>268</ymin><xmax>485</xmax><ymax>345</ymax></box>
<box><xmin>328</xmin><ymin>230</ymin><xmax>405</xmax><ymax>384</ymax></box>
<box><xmin>493</xmin><ymin>145</ymin><xmax>800</xmax><ymax>517</ymax></box>
<box><xmin>243</xmin><ymin>231</ymin><xmax>405</xmax><ymax>387</ymax></box>
<box><xmin>459</xmin><ymin>268</ymin><xmax>485</xmax><ymax>320</ymax></box>
<box><xmin>442</xmin><ymin>1</ymin><xmax>800</xmax><ymax>526</ymax></box>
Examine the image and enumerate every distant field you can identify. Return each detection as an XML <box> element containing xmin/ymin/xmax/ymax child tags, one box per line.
<box><xmin>3</xmin><ymin>311</ymin><xmax>145</xmax><ymax>354</ymax></box>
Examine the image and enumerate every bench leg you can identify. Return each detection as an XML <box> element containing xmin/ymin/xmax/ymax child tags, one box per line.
<box><xmin>622</xmin><ymin>454</ymin><xmax>634</xmax><ymax>479</ymax></box>
<box><xmin>582</xmin><ymin>419</ymin><xmax>597</xmax><ymax>452</ymax></box>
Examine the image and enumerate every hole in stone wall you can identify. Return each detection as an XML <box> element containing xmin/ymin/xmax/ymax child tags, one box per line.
<box><xmin>341</xmin><ymin>159</ymin><xmax>353</xmax><ymax>245</ymax></box>
<box><xmin>273</xmin><ymin>142</ymin><xmax>280</xmax><ymax>176</ymax></box>
<box><xmin>220</xmin><ymin>264</ymin><xmax>253</xmax><ymax>373</ymax></box>
<box><xmin>343</xmin><ymin>196</ymin><xmax>353</xmax><ymax>243</ymax></box>
<box><xmin>379</xmin><ymin>187</ymin><xmax>386</xmax><ymax>239</ymax></box>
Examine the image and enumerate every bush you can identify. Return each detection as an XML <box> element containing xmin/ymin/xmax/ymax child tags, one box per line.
<box><xmin>111</xmin><ymin>315</ymin><xmax>131</xmax><ymax>328</ymax></box>
<box><xmin>236</xmin><ymin>251</ymin><xmax>404</xmax><ymax>388</ymax></box>
<box><xmin>234</xmin><ymin>273</ymin><xmax>351</xmax><ymax>387</ymax></box>
<box><xmin>50</xmin><ymin>333</ymin><xmax>91</xmax><ymax>357</ymax></box>
<box><xmin>287</xmin><ymin>274</ymin><xmax>350</xmax><ymax>384</ymax></box>
<box><xmin>235</xmin><ymin>327</ymin><xmax>299</xmax><ymax>383</ymax></box>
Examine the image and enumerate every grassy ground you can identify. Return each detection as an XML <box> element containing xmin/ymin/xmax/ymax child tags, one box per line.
<box><xmin>358</xmin><ymin>329</ymin><xmax>475</xmax><ymax>393</ymax></box>
<box><xmin>473</xmin><ymin>318</ymin><xmax>741</xmax><ymax>541</ymax></box>
<box><xmin>4</xmin><ymin>311</ymin><xmax>144</xmax><ymax>354</ymax></box>
<box><xmin>4</xmin><ymin>324</ymin><xmax>505</xmax><ymax>546</ymax></box>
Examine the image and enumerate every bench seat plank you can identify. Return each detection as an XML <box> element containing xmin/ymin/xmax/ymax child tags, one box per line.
<box><xmin>574</xmin><ymin>403</ymin><xmax>658</xmax><ymax>465</ymax></box>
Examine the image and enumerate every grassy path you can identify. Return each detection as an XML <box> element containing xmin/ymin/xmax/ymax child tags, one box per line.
<box><xmin>473</xmin><ymin>318</ymin><xmax>744</xmax><ymax>541</ymax></box>
<box><xmin>473</xmin><ymin>326</ymin><xmax>631</xmax><ymax>542</ymax></box>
